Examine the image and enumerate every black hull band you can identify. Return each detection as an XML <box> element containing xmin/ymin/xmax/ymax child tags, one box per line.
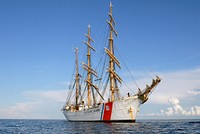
<box><xmin>67</xmin><ymin>120</ymin><xmax>136</xmax><ymax>122</ymax></box>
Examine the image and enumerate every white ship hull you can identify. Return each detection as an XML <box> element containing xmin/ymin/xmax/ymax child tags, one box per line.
<box><xmin>63</xmin><ymin>96</ymin><xmax>142</xmax><ymax>122</ymax></box>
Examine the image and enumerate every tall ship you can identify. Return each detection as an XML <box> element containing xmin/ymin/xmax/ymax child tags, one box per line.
<box><xmin>62</xmin><ymin>2</ymin><xmax>161</xmax><ymax>122</ymax></box>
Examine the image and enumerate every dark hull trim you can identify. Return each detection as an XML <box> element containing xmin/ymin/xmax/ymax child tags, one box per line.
<box><xmin>67</xmin><ymin>120</ymin><xmax>136</xmax><ymax>122</ymax></box>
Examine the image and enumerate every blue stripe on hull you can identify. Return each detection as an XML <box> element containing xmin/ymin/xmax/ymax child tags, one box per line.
<box><xmin>100</xmin><ymin>103</ymin><xmax>104</xmax><ymax>120</ymax></box>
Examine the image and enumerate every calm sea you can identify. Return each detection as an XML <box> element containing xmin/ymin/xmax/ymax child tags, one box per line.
<box><xmin>0</xmin><ymin>119</ymin><xmax>199</xmax><ymax>134</ymax></box>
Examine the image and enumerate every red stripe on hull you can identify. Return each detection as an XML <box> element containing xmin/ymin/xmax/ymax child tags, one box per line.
<box><xmin>103</xmin><ymin>102</ymin><xmax>113</xmax><ymax>121</ymax></box>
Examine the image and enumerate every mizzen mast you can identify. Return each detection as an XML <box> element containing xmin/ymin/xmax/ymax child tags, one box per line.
<box><xmin>75</xmin><ymin>48</ymin><xmax>80</xmax><ymax>108</ymax></box>
<box><xmin>105</xmin><ymin>2</ymin><xmax>122</xmax><ymax>102</ymax></box>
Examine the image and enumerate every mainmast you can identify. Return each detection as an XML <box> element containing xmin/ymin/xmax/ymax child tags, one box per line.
<box><xmin>75</xmin><ymin>48</ymin><xmax>79</xmax><ymax>108</ymax></box>
<box><xmin>105</xmin><ymin>2</ymin><xmax>122</xmax><ymax>102</ymax></box>
<box><xmin>82</xmin><ymin>25</ymin><xmax>98</xmax><ymax>106</ymax></box>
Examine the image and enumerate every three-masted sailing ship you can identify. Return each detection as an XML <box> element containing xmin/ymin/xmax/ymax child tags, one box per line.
<box><xmin>62</xmin><ymin>2</ymin><xmax>161</xmax><ymax>122</ymax></box>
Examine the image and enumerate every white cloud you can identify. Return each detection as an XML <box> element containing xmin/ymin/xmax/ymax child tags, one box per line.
<box><xmin>187</xmin><ymin>89</ymin><xmax>200</xmax><ymax>95</ymax></box>
<box><xmin>168</xmin><ymin>97</ymin><xmax>180</xmax><ymax>105</ymax></box>
<box><xmin>139</xmin><ymin>97</ymin><xmax>200</xmax><ymax>118</ymax></box>
<box><xmin>23</xmin><ymin>90</ymin><xmax>67</xmax><ymax>102</ymax></box>
<box><xmin>0</xmin><ymin>101</ymin><xmax>44</xmax><ymax>119</ymax></box>
<box><xmin>161</xmin><ymin>97</ymin><xmax>200</xmax><ymax>116</ymax></box>
<box><xmin>0</xmin><ymin>90</ymin><xmax>68</xmax><ymax>119</ymax></box>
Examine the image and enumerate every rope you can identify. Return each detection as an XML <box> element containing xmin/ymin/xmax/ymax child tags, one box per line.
<box><xmin>115</xmin><ymin>47</ymin><xmax>140</xmax><ymax>89</ymax></box>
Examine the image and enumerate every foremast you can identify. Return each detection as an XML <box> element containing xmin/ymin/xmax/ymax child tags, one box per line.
<box><xmin>105</xmin><ymin>2</ymin><xmax>122</xmax><ymax>102</ymax></box>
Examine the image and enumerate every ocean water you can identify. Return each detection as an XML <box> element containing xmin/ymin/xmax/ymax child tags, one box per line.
<box><xmin>0</xmin><ymin>119</ymin><xmax>199</xmax><ymax>134</ymax></box>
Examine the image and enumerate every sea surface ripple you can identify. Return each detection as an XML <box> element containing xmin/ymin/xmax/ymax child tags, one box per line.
<box><xmin>0</xmin><ymin>119</ymin><xmax>199</xmax><ymax>134</ymax></box>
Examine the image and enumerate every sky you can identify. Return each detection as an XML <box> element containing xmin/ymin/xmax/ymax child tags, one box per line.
<box><xmin>0</xmin><ymin>0</ymin><xmax>199</xmax><ymax>119</ymax></box>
